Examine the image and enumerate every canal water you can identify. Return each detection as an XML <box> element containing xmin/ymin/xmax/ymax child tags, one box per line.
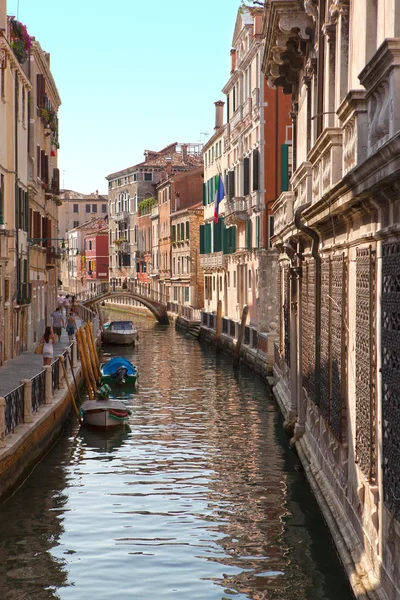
<box><xmin>0</xmin><ymin>310</ymin><xmax>355</xmax><ymax>600</ymax></box>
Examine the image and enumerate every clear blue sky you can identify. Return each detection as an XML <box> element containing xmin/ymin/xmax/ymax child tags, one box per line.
<box><xmin>7</xmin><ymin>0</ymin><xmax>239</xmax><ymax>194</ymax></box>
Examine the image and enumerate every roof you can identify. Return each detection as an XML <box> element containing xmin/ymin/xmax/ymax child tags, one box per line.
<box><xmin>68</xmin><ymin>217</ymin><xmax>108</xmax><ymax>235</ymax></box>
<box><xmin>106</xmin><ymin>143</ymin><xmax>203</xmax><ymax>180</ymax></box>
<box><xmin>155</xmin><ymin>166</ymin><xmax>204</xmax><ymax>190</ymax></box>
<box><xmin>59</xmin><ymin>189</ymin><xmax>108</xmax><ymax>201</ymax></box>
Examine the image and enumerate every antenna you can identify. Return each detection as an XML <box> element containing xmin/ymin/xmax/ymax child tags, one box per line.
<box><xmin>200</xmin><ymin>131</ymin><xmax>210</xmax><ymax>144</ymax></box>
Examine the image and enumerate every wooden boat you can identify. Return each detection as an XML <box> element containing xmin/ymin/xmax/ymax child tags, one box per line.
<box><xmin>100</xmin><ymin>357</ymin><xmax>138</xmax><ymax>387</ymax></box>
<box><xmin>80</xmin><ymin>399</ymin><xmax>131</xmax><ymax>429</ymax></box>
<box><xmin>102</xmin><ymin>321</ymin><xmax>138</xmax><ymax>345</ymax></box>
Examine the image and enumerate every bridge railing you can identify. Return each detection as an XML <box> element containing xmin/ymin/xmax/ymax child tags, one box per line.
<box><xmin>76</xmin><ymin>281</ymin><xmax>169</xmax><ymax>306</ymax></box>
<box><xmin>167</xmin><ymin>302</ymin><xmax>201</xmax><ymax>322</ymax></box>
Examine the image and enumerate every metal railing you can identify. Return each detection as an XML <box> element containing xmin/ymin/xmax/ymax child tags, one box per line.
<box><xmin>77</xmin><ymin>281</ymin><xmax>169</xmax><ymax>306</ymax></box>
<box><xmin>201</xmin><ymin>311</ymin><xmax>267</xmax><ymax>353</ymax></box>
<box><xmin>167</xmin><ymin>302</ymin><xmax>201</xmax><ymax>322</ymax></box>
<box><xmin>31</xmin><ymin>370</ymin><xmax>46</xmax><ymax>413</ymax></box>
<box><xmin>51</xmin><ymin>359</ymin><xmax>59</xmax><ymax>393</ymax></box>
<box><xmin>4</xmin><ymin>384</ymin><xmax>24</xmax><ymax>435</ymax></box>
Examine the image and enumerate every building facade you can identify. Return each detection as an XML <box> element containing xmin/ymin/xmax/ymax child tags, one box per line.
<box><xmin>57</xmin><ymin>190</ymin><xmax>108</xmax><ymax>240</ymax></box>
<box><xmin>201</xmin><ymin>7</ymin><xmax>291</xmax><ymax>364</ymax></box>
<box><xmin>106</xmin><ymin>143</ymin><xmax>202</xmax><ymax>285</ymax></box>
<box><xmin>263</xmin><ymin>1</ymin><xmax>400</xmax><ymax>598</ymax></box>
<box><xmin>0</xmin><ymin>4</ymin><xmax>61</xmax><ymax>359</ymax></box>
<box><xmin>84</xmin><ymin>222</ymin><xmax>109</xmax><ymax>290</ymax></box>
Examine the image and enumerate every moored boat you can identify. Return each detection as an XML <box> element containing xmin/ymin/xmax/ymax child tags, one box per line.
<box><xmin>80</xmin><ymin>399</ymin><xmax>131</xmax><ymax>429</ymax></box>
<box><xmin>102</xmin><ymin>321</ymin><xmax>138</xmax><ymax>345</ymax></box>
<box><xmin>100</xmin><ymin>357</ymin><xmax>138</xmax><ymax>387</ymax></box>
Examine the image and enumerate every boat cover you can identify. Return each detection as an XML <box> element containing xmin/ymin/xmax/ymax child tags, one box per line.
<box><xmin>101</xmin><ymin>357</ymin><xmax>137</xmax><ymax>376</ymax></box>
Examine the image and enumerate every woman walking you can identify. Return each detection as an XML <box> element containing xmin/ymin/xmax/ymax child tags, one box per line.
<box><xmin>40</xmin><ymin>326</ymin><xmax>57</xmax><ymax>366</ymax></box>
<box><xmin>66</xmin><ymin>310</ymin><xmax>77</xmax><ymax>342</ymax></box>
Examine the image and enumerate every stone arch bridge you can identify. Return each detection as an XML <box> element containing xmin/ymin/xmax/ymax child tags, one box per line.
<box><xmin>76</xmin><ymin>282</ymin><xmax>169</xmax><ymax>324</ymax></box>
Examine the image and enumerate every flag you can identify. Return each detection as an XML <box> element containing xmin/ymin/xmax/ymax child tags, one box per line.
<box><xmin>214</xmin><ymin>174</ymin><xmax>225</xmax><ymax>224</ymax></box>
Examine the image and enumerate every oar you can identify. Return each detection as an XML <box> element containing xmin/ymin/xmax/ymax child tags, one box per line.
<box><xmin>60</xmin><ymin>356</ymin><xmax>83</xmax><ymax>425</ymax></box>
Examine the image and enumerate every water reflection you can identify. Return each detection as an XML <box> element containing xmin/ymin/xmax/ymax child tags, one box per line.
<box><xmin>0</xmin><ymin>311</ymin><xmax>354</xmax><ymax>599</ymax></box>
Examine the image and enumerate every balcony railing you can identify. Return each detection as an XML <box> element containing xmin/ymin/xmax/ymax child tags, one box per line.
<box><xmin>0</xmin><ymin>229</ymin><xmax>9</xmax><ymax>262</ymax></box>
<box><xmin>225</xmin><ymin>196</ymin><xmax>248</xmax><ymax>226</ymax></box>
<box><xmin>113</xmin><ymin>211</ymin><xmax>129</xmax><ymax>223</ymax></box>
<box><xmin>243</xmin><ymin>97</ymin><xmax>252</xmax><ymax>119</ymax></box>
<box><xmin>200</xmin><ymin>252</ymin><xmax>226</xmax><ymax>269</ymax></box>
<box><xmin>151</xmin><ymin>205</ymin><xmax>159</xmax><ymax>218</ymax></box>
<box><xmin>272</xmin><ymin>192</ymin><xmax>294</xmax><ymax>238</ymax></box>
<box><xmin>230</xmin><ymin>105</ymin><xmax>243</xmax><ymax>130</ymax></box>
<box><xmin>115</xmin><ymin>241</ymin><xmax>130</xmax><ymax>253</ymax></box>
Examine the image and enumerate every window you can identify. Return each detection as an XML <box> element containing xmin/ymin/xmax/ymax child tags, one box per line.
<box><xmin>185</xmin><ymin>221</ymin><xmax>189</xmax><ymax>240</ymax></box>
<box><xmin>249</xmin><ymin>270</ymin><xmax>252</xmax><ymax>288</ymax></box>
<box><xmin>86</xmin><ymin>204</ymin><xmax>90</xmax><ymax>213</ymax></box>
<box><xmin>185</xmin><ymin>288</ymin><xmax>189</xmax><ymax>303</ymax></box>
<box><xmin>88</xmin><ymin>240</ymin><xmax>92</xmax><ymax>250</ymax></box>
<box><xmin>233</xmin><ymin>270</ymin><xmax>236</xmax><ymax>288</ymax></box>
<box><xmin>144</xmin><ymin>173</ymin><xmax>152</xmax><ymax>181</ymax></box>
<box><xmin>213</xmin><ymin>276</ymin><xmax>215</xmax><ymax>291</ymax></box>
<box><xmin>227</xmin><ymin>272</ymin><xmax>230</xmax><ymax>287</ymax></box>
<box><xmin>102</xmin><ymin>204</ymin><xmax>107</xmax><ymax>213</ymax></box>
<box><xmin>92</xmin><ymin>204</ymin><xmax>97</xmax><ymax>213</ymax></box>
<box><xmin>73</xmin><ymin>204</ymin><xmax>78</xmax><ymax>213</ymax></box>
<box><xmin>174</xmin><ymin>287</ymin><xmax>178</xmax><ymax>301</ymax></box>
<box><xmin>133</xmin><ymin>173</ymin><xmax>137</xmax><ymax>182</ymax></box>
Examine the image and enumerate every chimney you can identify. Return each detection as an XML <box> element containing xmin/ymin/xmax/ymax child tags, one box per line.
<box><xmin>166</xmin><ymin>157</ymin><xmax>172</xmax><ymax>176</ymax></box>
<box><xmin>181</xmin><ymin>144</ymin><xmax>188</xmax><ymax>163</ymax></box>
<box><xmin>0</xmin><ymin>0</ymin><xmax>6</xmax><ymax>31</ymax></box>
<box><xmin>230</xmin><ymin>49</ymin><xmax>237</xmax><ymax>74</ymax></box>
<box><xmin>214</xmin><ymin>101</ymin><xmax>225</xmax><ymax>131</ymax></box>
<box><xmin>96</xmin><ymin>189</ymin><xmax>99</xmax><ymax>194</ymax></box>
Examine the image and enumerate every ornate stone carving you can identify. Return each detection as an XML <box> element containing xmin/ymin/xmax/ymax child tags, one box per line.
<box><xmin>304</xmin><ymin>0</ymin><xmax>318</xmax><ymax>22</ymax></box>
<box><xmin>369</xmin><ymin>81</ymin><xmax>390</xmax><ymax>150</ymax></box>
<box><xmin>343</xmin><ymin>118</ymin><xmax>356</xmax><ymax>173</ymax></box>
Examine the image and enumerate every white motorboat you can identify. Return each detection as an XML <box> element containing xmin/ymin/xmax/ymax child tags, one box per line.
<box><xmin>102</xmin><ymin>321</ymin><xmax>139</xmax><ymax>346</ymax></box>
<box><xmin>80</xmin><ymin>399</ymin><xmax>131</xmax><ymax>429</ymax></box>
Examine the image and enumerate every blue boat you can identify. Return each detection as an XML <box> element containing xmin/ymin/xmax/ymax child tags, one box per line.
<box><xmin>100</xmin><ymin>357</ymin><xmax>138</xmax><ymax>387</ymax></box>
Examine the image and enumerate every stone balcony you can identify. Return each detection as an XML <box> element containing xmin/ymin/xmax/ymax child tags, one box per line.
<box><xmin>250</xmin><ymin>190</ymin><xmax>262</xmax><ymax>213</ymax></box>
<box><xmin>337</xmin><ymin>90</ymin><xmax>368</xmax><ymax>176</ymax></box>
<box><xmin>223</xmin><ymin>123</ymin><xmax>231</xmax><ymax>150</ymax></box>
<box><xmin>272</xmin><ymin>192</ymin><xmax>294</xmax><ymax>238</ymax></box>
<box><xmin>200</xmin><ymin>252</ymin><xmax>226</xmax><ymax>270</ymax></box>
<box><xmin>230</xmin><ymin>105</ymin><xmax>243</xmax><ymax>130</ymax></box>
<box><xmin>252</xmin><ymin>87</ymin><xmax>260</xmax><ymax>121</ymax></box>
<box><xmin>291</xmin><ymin>161</ymin><xmax>312</xmax><ymax>211</ymax></box>
<box><xmin>308</xmin><ymin>128</ymin><xmax>343</xmax><ymax>203</ymax></box>
<box><xmin>151</xmin><ymin>204</ymin><xmax>159</xmax><ymax>218</ymax></box>
<box><xmin>114</xmin><ymin>211</ymin><xmax>129</xmax><ymax>223</ymax></box>
<box><xmin>0</xmin><ymin>229</ymin><xmax>9</xmax><ymax>263</ymax></box>
<box><xmin>225</xmin><ymin>196</ymin><xmax>249</xmax><ymax>226</ymax></box>
<box><xmin>115</xmin><ymin>241</ymin><xmax>130</xmax><ymax>254</ymax></box>
<box><xmin>359</xmin><ymin>39</ymin><xmax>400</xmax><ymax>158</ymax></box>
<box><xmin>243</xmin><ymin>98</ymin><xmax>252</xmax><ymax>125</ymax></box>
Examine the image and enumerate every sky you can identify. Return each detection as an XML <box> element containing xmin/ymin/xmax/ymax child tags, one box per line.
<box><xmin>7</xmin><ymin>0</ymin><xmax>240</xmax><ymax>194</ymax></box>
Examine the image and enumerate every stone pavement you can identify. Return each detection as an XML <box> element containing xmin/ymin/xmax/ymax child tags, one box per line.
<box><xmin>0</xmin><ymin>327</ymin><xmax>78</xmax><ymax>398</ymax></box>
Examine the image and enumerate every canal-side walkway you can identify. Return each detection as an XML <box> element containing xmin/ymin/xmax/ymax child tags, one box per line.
<box><xmin>0</xmin><ymin>327</ymin><xmax>79</xmax><ymax>399</ymax></box>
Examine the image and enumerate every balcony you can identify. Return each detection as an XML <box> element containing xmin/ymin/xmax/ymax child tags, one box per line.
<box><xmin>308</xmin><ymin>128</ymin><xmax>342</xmax><ymax>203</ymax></box>
<box><xmin>272</xmin><ymin>192</ymin><xmax>294</xmax><ymax>238</ymax></box>
<box><xmin>200</xmin><ymin>252</ymin><xmax>226</xmax><ymax>269</ymax></box>
<box><xmin>338</xmin><ymin>91</ymin><xmax>368</xmax><ymax>176</ymax></box>
<box><xmin>17</xmin><ymin>282</ymin><xmax>32</xmax><ymax>305</ymax></box>
<box><xmin>230</xmin><ymin>105</ymin><xmax>243</xmax><ymax>131</ymax></box>
<box><xmin>115</xmin><ymin>241</ymin><xmax>130</xmax><ymax>254</ymax></box>
<box><xmin>223</xmin><ymin>123</ymin><xmax>231</xmax><ymax>150</ymax></box>
<box><xmin>250</xmin><ymin>190</ymin><xmax>262</xmax><ymax>212</ymax></box>
<box><xmin>243</xmin><ymin>97</ymin><xmax>252</xmax><ymax>119</ymax></box>
<box><xmin>0</xmin><ymin>229</ymin><xmax>9</xmax><ymax>263</ymax></box>
<box><xmin>151</xmin><ymin>204</ymin><xmax>159</xmax><ymax>218</ymax></box>
<box><xmin>114</xmin><ymin>211</ymin><xmax>129</xmax><ymax>223</ymax></box>
<box><xmin>225</xmin><ymin>196</ymin><xmax>248</xmax><ymax>226</ymax></box>
<box><xmin>46</xmin><ymin>246</ymin><xmax>60</xmax><ymax>268</ymax></box>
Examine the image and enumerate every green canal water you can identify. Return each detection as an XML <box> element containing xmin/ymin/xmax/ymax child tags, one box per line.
<box><xmin>0</xmin><ymin>310</ymin><xmax>355</xmax><ymax>599</ymax></box>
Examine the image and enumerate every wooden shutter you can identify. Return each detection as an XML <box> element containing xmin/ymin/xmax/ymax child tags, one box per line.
<box><xmin>41</xmin><ymin>216</ymin><xmax>46</xmax><ymax>246</ymax></box>
<box><xmin>52</xmin><ymin>168</ymin><xmax>60</xmax><ymax>194</ymax></box>
<box><xmin>40</xmin><ymin>150</ymin><xmax>45</xmax><ymax>181</ymax></box>
<box><xmin>36</xmin><ymin>74</ymin><xmax>45</xmax><ymax>108</ymax></box>
<box><xmin>186</xmin><ymin>221</ymin><xmax>189</xmax><ymax>240</ymax></box>
<box><xmin>227</xmin><ymin>170</ymin><xmax>235</xmax><ymax>200</ymax></box>
<box><xmin>44</xmin><ymin>155</ymin><xmax>49</xmax><ymax>185</ymax></box>
<box><xmin>243</xmin><ymin>157</ymin><xmax>250</xmax><ymax>196</ymax></box>
<box><xmin>281</xmin><ymin>144</ymin><xmax>289</xmax><ymax>192</ymax></box>
<box><xmin>200</xmin><ymin>225</ymin><xmax>205</xmax><ymax>254</ymax></box>
<box><xmin>213</xmin><ymin>220</ymin><xmax>222</xmax><ymax>253</ymax></box>
<box><xmin>202</xmin><ymin>183</ymin><xmax>206</xmax><ymax>206</ymax></box>
<box><xmin>37</xmin><ymin>146</ymin><xmax>41</xmax><ymax>178</ymax></box>
<box><xmin>204</xmin><ymin>223</ymin><xmax>211</xmax><ymax>254</ymax></box>
<box><xmin>252</xmin><ymin>149</ymin><xmax>259</xmax><ymax>191</ymax></box>
<box><xmin>256</xmin><ymin>216</ymin><xmax>260</xmax><ymax>248</ymax></box>
<box><xmin>246</xmin><ymin>219</ymin><xmax>252</xmax><ymax>250</ymax></box>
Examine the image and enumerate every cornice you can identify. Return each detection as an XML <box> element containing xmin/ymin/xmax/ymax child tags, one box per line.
<box><xmin>0</xmin><ymin>34</ymin><xmax>32</xmax><ymax>90</ymax></box>
<box><xmin>31</xmin><ymin>41</ymin><xmax>61</xmax><ymax>107</ymax></box>
<box><xmin>222</xmin><ymin>39</ymin><xmax>263</xmax><ymax>94</ymax></box>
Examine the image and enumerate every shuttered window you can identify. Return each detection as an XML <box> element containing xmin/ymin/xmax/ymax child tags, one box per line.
<box><xmin>281</xmin><ymin>144</ymin><xmax>290</xmax><ymax>192</ymax></box>
<box><xmin>200</xmin><ymin>225</ymin><xmax>205</xmax><ymax>254</ymax></box>
<box><xmin>243</xmin><ymin>157</ymin><xmax>250</xmax><ymax>196</ymax></box>
<box><xmin>227</xmin><ymin>170</ymin><xmax>235</xmax><ymax>200</ymax></box>
<box><xmin>246</xmin><ymin>219</ymin><xmax>252</xmax><ymax>250</ymax></box>
<box><xmin>252</xmin><ymin>149</ymin><xmax>259</xmax><ymax>191</ymax></box>
<box><xmin>213</xmin><ymin>219</ymin><xmax>222</xmax><ymax>253</ymax></box>
<box><xmin>186</xmin><ymin>221</ymin><xmax>189</xmax><ymax>240</ymax></box>
<box><xmin>255</xmin><ymin>215</ymin><xmax>260</xmax><ymax>248</ymax></box>
<box><xmin>202</xmin><ymin>183</ymin><xmax>206</xmax><ymax>206</ymax></box>
<box><xmin>204</xmin><ymin>223</ymin><xmax>211</xmax><ymax>254</ymax></box>
<box><xmin>36</xmin><ymin>74</ymin><xmax>45</xmax><ymax>108</ymax></box>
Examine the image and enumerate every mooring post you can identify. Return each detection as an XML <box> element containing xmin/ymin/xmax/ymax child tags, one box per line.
<box><xmin>233</xmin><ymin>305</ymin><xmax>248</xmax><ymax>369</ymax></box>
<box><xmin>0</xmin><ymin>397</ymin><xmax>5</xmax><ymax>448</ymax></box>
<box><xmin>215</xmin><ymin>300</ymin><xmax>222</xmax><ymax>354</ymax></box>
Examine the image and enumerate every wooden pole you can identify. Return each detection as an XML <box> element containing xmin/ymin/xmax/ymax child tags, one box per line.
<box><xmin>80</xmin><ymin>327</ymin><xmax>97</xmax><ymax>394</ymax></box>
<box><xmin>215</xmin><ymin>300</ymin><xmax>223</xmax><ymax>354</ymax></box>
<box><xmin>233</xmin><ymin>304</ymin><xmax>248</xmax><ymax>369</ymax></box>
<box><xmin>76</xmin><ymin>328</ymin><xmax>94</xmax><ymax>400</ymax></box>
<box><xmin>85</xmin><ymin>322</ymin><xmax>100</xmax><ymax>381</ymax></box>
<box><xmin>60</xmin><ymin>356</ymin><xmax>82</xmax><ymax>423</ymax></box>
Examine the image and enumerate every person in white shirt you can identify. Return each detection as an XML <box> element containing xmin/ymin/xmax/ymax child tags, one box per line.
<box><xmin>50</xmin><ymin>307</ymin><xmax>65</xmax><ymax>339</ymax></box>
<box><xmin>57</xmin><ymin>294</ymin><xmax>64</xmax><ymax>308</ymax></box>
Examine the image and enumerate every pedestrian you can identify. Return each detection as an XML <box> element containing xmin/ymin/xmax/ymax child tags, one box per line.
<box><xmin>66</xmin><ymin>310</ymin><xmax>77</xmax><ymax>342</ymax></box>
<box><xmin>57</xmin><ymin>293</ymin><xmax>65</xmax><ymax>310</ymax></box>
<box><xmin>50</xmin><ymin>307</ymin><xmax>65</xmax><ymax>341</ymax></box>
<box><xmin>122</xmin><ymin>277</ymin><xmax>128</xmax><ymax>290</ymax></box>
<box><xmin>71</xmin><ymin>295</ymin><xmax>76</xmax><ymax>310</ymax></box>
<box><xmin>63</xmin><ymin>294</ymin><xmax>70</xmax><ymax>316</ymax></box>
<box><xmin>40</xmin><ymin>326</ymin><xmax>57</xmax><ymax>366</ymax></box>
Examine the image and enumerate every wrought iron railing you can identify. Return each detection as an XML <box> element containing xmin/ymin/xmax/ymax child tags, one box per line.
<box><xmin>31</xmin><ymin>370</ymin><xmax>46</xmax><ymax>413</ymax></box>
<box><xmin>4</xmin><ymin>384</ymin><xmax>25</xmax><ymax>435</ymax></box>
<box><xmin>51</xmin><ymin>359</ymin><xmax>59</xmax><ymax>393</ymax></box>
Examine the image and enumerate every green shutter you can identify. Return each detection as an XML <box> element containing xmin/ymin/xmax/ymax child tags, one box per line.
<box><xmin>281</xmin><ymin>144</ymin><xmax>289</xmax><ymax>192</ymax></box>
<box><xmin>222</xmin><ymin>219</ymin><xmax>228</xmax><ymax>254</ymax></box>
<box><xmin>202</xmin><ymin>183</ymin><xmax>206</xmax><ymax>206</ymax></box>
<box><xmin>246</xmin><ymin>220</ymin><xmax>252</xmax><ymax>250</ymax></box>
<box><xmin>186</xmin><ymin>221</ymin><xmax>189</xmax><ymax>240</ymax></box>
<box><xmin>200</xmin><ymin>225</ymin><xmax>205</xmax><ymax>254</ymax></box>
<box><xmin>255</xmin><ymin>216</ymin><xmax>260</xmax><ymax>248</ymax></box>
<box><xmin>213</xmin><ymin>219</ymin><xmax>222</xmax><ymax>252</ymax></box>
<box><xmin>204</xmin><ymin>223</ymin><xmax>211</xmax><ymax>253</ymax></box>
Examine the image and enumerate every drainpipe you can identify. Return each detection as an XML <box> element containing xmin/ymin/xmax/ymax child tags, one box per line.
<box><xmin>294</xmin><ymin>201</ymin><xmax>321</xmax><ymax>416</ymax></box>
<box><xmin>283</xmin><ymin>242</ymin><xmax>298</xmax><ymax>422</ymax></box>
